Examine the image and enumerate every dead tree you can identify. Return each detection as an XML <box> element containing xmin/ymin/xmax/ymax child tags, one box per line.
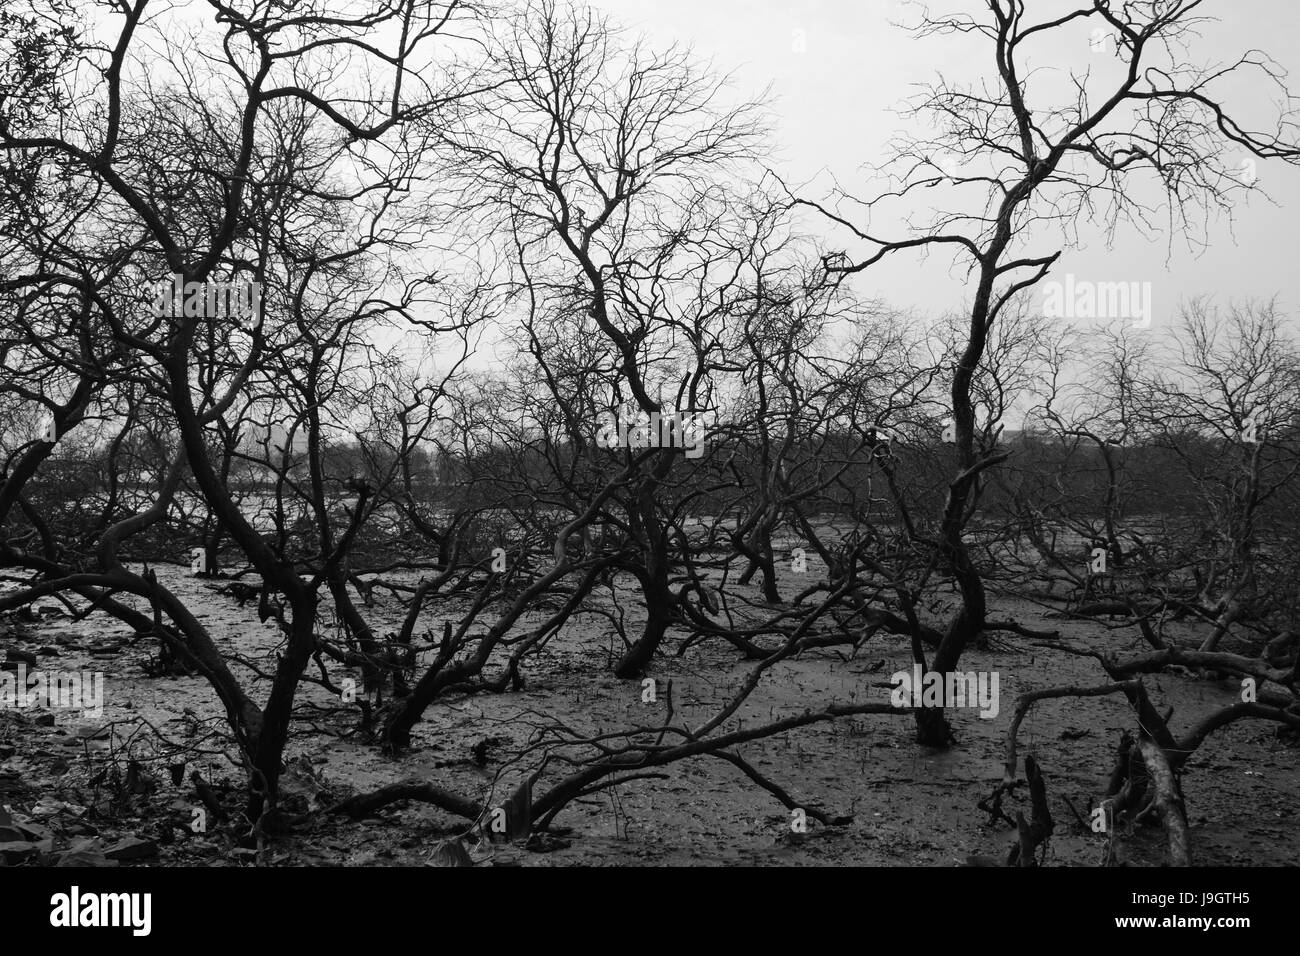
<box><xmin>799</xmin><ymin>0</ymin><xmax>1300</xmax><ymax>745</ymax></box>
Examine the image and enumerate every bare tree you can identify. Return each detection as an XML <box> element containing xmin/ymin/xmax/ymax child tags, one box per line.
<box><xmin>0</xmin><ymin>0</ymin><xmax>486</xmax><ymax>816</ymax></box>
<box><xmin>797</xmin><ymin>0</ymin><xmax>1300</xmax><ymax>745</ymax></box>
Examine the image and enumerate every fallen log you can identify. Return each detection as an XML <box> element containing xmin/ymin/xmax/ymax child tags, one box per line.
<box><xmin>328</xmin><ymin>781</ymin><xmax>481</xmax><ymax>821</ymax></box>
<box><xmin>1108</xmin><ymin>646</ymin><xmax>1292</xmax><ymax>687</ymax></box>
<box><xmin>1137</xmin><ymin>738</ymin><xmax>1192</xmax><ymax>867</ymax></box>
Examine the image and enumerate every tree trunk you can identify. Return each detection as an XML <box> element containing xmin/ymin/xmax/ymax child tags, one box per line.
<box><xmin>247</xmin><ymin>608</ymin><xmax>316</xmax><ymax>819</ymax></box>
<box><xmin>614</xmin><ymin>585</ymin><xmax>673</xmax><ymax>678</ymax></box>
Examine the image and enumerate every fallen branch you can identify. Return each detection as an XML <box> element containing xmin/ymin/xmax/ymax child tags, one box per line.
<box><xmin>985</xmin><ymin>619</ymin><xmax>1060</xmax><ymax>640</ymax></box>
<box><xmin>328</xmin><ymin>781</ymin><xmax>482</xmax><ymax>821</ymax></box>
<box><xmin>1137</xmin><ymin>738</ymin><xmax>1192</xmax><ymax>866</ymax></box>
<box><xmin>708</xmin><ymin>749</ymin><xmax>851</xmax><ymax>826</ymax></box>
<box><xmin>1108</xmin><ymin>646</ymin><xmax>1293</xmax><ymax>688</ymax></box>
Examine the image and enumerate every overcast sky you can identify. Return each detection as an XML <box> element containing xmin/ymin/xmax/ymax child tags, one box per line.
<box><xmin>588</xmin><ymin>0</ymin><xmax>1300</xmax><ymax>332</ymax></box>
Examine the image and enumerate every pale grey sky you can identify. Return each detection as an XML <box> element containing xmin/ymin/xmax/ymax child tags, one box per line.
<box><xmin>590</xmin><ymin>0</ymin><xmax>1300</xmax><ymax>331</ymax></box>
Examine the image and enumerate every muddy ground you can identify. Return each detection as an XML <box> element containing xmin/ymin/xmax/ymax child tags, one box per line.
<box><xmin>0</xmin><ymin>563</ymin><xmax>1295</xmax><ymax>866</ymax></box>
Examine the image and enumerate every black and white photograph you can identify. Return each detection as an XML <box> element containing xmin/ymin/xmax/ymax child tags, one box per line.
<box><xmin>0</xmin><ymin>0</ymin><xmax>1296</xmax><ymax>928</ymax></box>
